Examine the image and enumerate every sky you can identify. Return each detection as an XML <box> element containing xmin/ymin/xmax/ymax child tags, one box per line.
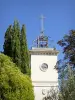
<box><xmin>0</xmin><ymin>0</ymin><xmax>75</xmax><ymax>60</ymax></box>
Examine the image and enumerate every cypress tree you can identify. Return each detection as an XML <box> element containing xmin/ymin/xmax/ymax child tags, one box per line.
<box><xmin>12</xmin><ymin>20</ymin><xmax>21</xmax><ymax>68</ymax></box>
<box><xmin>3</xmin><ymin>25</ymin><xmax>13</xmax><ymax>57</ymax></box>
<box><xmin>20</xmin><ymin>25</ymin><xmax>30</xmax><ymax>75</ymax></box>
<box><xmin>3</xmin><ymin>21</ymin><xmax>30</xmax><ymax>75</ymax></box>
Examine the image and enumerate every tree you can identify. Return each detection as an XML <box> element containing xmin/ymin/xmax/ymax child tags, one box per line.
<box><xmin>12</xmin><ymin>20</ymin><xmax>21</xmax><ymax>68</ymax></box>
<box><xmin>3</xmin><ymin>20</ymin><xmax>21</xmax><ymax>68</ymax></box>
<box><xmin>43</xmin><ymin>87</ymin><xmax>58</xmax><ymax>100</ymax></box>
<box><xmin>3</xmin><ymin>21</ymin><xmax>30</xmax><ymax>75</ymax></box>
<box><xmin>59</xmin><ymin>64</ymin><xmax>75</xmax><ymax>100</ymax></box>
<box><xmin>0</xmin><ymin>53</ymin><xmax>34</xmax><ymax>100</ymax></box>
<box><xmin>57</xmin><ymin>30</ymin><xmax>75</xmax><ymax>100</ymax></box>
<box><xmin>20</xmin><ymin>25</ymin><xmax>30</xmax><ymax>75</ymax></box>
<box><xmin>57</xmin><ymin>30</ymin><xmax>75</xmax><ymax>66</ymax></box>
<box><xmin>3</xmin><ymin>25</ymin><xmax>13</xmax><ymax>57</ymax></box>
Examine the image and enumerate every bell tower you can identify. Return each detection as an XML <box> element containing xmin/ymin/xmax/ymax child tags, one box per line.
<box><xmin>29</xmin><ymin>15</ymin><xmax>59</xmax><ymax>100</ymax></box>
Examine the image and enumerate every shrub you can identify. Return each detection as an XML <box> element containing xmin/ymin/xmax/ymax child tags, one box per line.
<box><xmin>0</xmin><ymin>53</ymin><xmax>34</xmax><ymax>100</ymax></box>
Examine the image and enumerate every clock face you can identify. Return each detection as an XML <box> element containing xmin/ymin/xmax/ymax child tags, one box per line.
<box><xmin>40</xmin><ymin>63</ymin><xmax>48</xmax><ymax>72</ymax></box>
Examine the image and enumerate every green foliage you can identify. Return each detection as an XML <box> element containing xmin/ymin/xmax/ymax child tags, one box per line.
<box><xmin>20</xmin><ymin>25</ymin><xmax>30</xmax><ymax>75</ymax></box>
<box><xmin>57</xmin><ymin>30</ymin><xmax>75</xmax><ymax>100</ymax></box>
<box><xmin>3</xmin><ymin>25</ymin><xmax>13</xmax><ymax>57</ymax></box>
<box><xmin>57</xmin><ymin>30</ymin><xmax>75</xmax><ymax>66</ymax></box>
<box><xmin>3</xmin><ymin>20</ymin><xmax>30</xmax><ymax>75</ymax></box>
<box><xmin>12</xmin><ymin>20</ymin><xmax>21</xmax><ymax>68</ymax></box>
<box><xmin>59</xmin><ymin>65</ymin><xmax>75</xmax><ymax>100</ymax></box>
<box><xmin>0</xmin><ymin>53</ymin><xmax>34</xmax><ymax>100</ymax></box>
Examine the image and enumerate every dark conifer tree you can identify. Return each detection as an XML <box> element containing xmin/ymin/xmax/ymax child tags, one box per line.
<box><xmin>3</xmin><ymin>25</ymin><xmax>13</xmax><ymax>57</ymax></box>
<box><xmin>20</xmin><ymin>25</ymin><xmax>30</xmax><ymax>75</ymax></box>
<box><xmin>3</xmin><ymin>21</ymin><xmax>30</xmax><ymax>75</ymax></box>
<box><xmin>12</xmin><ymin>20</ymin><xmax>21</xmax><ymax>68</ymax></box>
